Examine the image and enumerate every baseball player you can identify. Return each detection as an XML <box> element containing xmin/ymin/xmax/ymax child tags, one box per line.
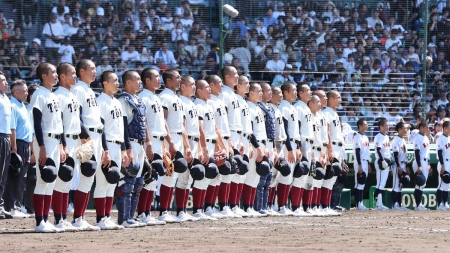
<box><xmin>293</xmin><ymin>83</ymin><xmax>313</xmax><ymax>216</ymax></box>
<box><xmin>52</xmin><ymin>63</ymin><xmax>82</xmax><ymax>231</ymax></box>
<box><xmin>244</xmin><ymin>83</ymin><xmax>269</xmax><ymax>216</ymax></box>
<box><xmin>323</xmin><ymin>91</ymin><xmax>345</xmax><ymax>211</ymax></box>
<box><xmin>192</xmin><ymin>79</ymin><xmax>221</xmax><ymax>220</ymax></box>
<box><xmin>4</xmin><ymin>80</ymin><xmax>33</xmax><ymax>219</ymax></box>
<box><xmin>176</xmin><ymin>75</ymin><xmax>202</xmax><ymax>222</ymax></box>
<box><xmin>119</xmin><ymin>70</ymin><xmax>153</xmax><ymax>227</ymax></box>
<box><xmin>373</xmin><ymin>117</ymin><xmax>391</xmax><ymax>210</ymax></box>
<box><xmin>204</xmin><ymin>74</ymin><xmax>230</xmax><ymax>219</ymax></box>
<box><xmin>137</xmin><ymin>68</ymin><xmax>168</xmax><ymax>225</ymax></box>
<box><xmin>313</xmin><ymin>90</ymin><xmax>340</xmax><ymax>215</ymax></box>
<box><xmin>158</xmin><ymin>69</ymin><xmax>193</xmax><ymax>223</ymax></box>
<box><xmin>353</xmin><ymin>119</ymin><xmax>370</xmax><ymax>210</ymax></box>
<box><xmin>96</xmin><ymin>70</ymin><xmax>128</xmax><ymax>229</ymax></box>
<box><xmin>267</xmin><ymin>86</ymin><xmax>287</xmax><ymax>215</ymax></box>
<box><xmin>31</xmin><ymin>63</ymin><xmax>65</xmax><ymax>232</ymax></box>
<box><xmin>254</xmin><ymin>82</ymin><xmax>278</xmax><ymax>216</ymax></box>
<box><xmin>277</xmin><ymin>82</ymin><xmax>301</xmax><ymax>216</ymax></box>
<box><xmin>71</xmin><ymin>59</ymin><xmax>103</xmax><ymax>231</ymax></box>
<box><xmin>0</xmin><ymin>71</ymin><xmax>12</xmax><ymax>220</ymax></box>
<box><xmin>391</xmin><ymin>122</ymin><xmax>410</xmax><ymax>210</ymax></box>
<box><xmin>437</xmin><ymin>120</ymin><xmax>450</xmax><ymax>210</ymax></box>
<box><xmin>218</xmin><ymin>66</ymin><xmax>244</xmax><ymax>217</ymax></box>
<box><xmin>308</xmin><ymin>95</ymin><xmax>328</xmax><ymax>215</ymax></box>
<box><xmin>230</xmin><ymin>75</ymin><xmax>252</xmax><ymax>217</ymax></box>
<box><xmin>412</xmin><ymin>122</ymin><xmax>431</xmax><ymax>211</ymax></box>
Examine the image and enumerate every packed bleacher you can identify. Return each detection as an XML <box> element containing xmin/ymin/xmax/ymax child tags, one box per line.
<box><xmin>0</xmin><ymin>0</ymin><xmax>450</xmax><ymax>134</ymax></box>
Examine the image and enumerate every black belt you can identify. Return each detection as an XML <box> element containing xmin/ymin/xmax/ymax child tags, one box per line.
<box><xmin>259</xmin><ymin>140</ymin><xmax>267</xmax><ymax>145</ymax></box>
<box><xmin>47</xmin><ymin>133</ymin><xmax>62</xmax><ymax>140</ymax></box>
<box><xmin>322</xmin><ymin>143</ymin><xmax>328</xmax><ymax>147</ymax></box>
<box><xmin>153</xmin><ymin>136</ymin><xmax>165</xmax><ymax>141</ymax></box>
<box><xmin>276</xmin><ymin>140</ymin><xmax>286</xmax><ymax>144</ymax></box>
<box><xmin>312</xmin><ymin>146</ymin><xmax>322</xmax><ymax>151</ymax></box>
<box><xmin>88</xmin><ymin>128</ymin><xmax>103</xmax><ymax>134</ymax></box>
<box><xmin>17</xmin><ymin>139</ymin><xmax>29</xmax><ymax>143</ymax></box>
<box><xmin>188</xmin><ymin>136</ymin><xmax>199</xmax><ymax>142</ymax></box>
<box><xmin>305</xmin><ymin>138</ymin><xmax>314</xmax><ymax>144</ymax></box>
<box><xmin>130</xmin><ymin>138</ymin><xmax>145</xmax><ymax>145</ymax></box>
<box><xmin>65</xmin><ymin>134</ymin><xmax>79</xmax><ymax>140</ymax></box>
<box><xmin>423</xmin><ymin>158</ymin><xmax>429</xmax><ymax>162</ymax></box>
<box><xmin>289</xmin><ymin>138</ymin><xmax>301</xmax><ymax>145</ymax></box>
<box><xmin>401</xmin><ymin>161</ymin><xmax>407</xmax><ymax>164</ymax></box>
<box><xmin>0</xmin><ymin>133</ymin><xmax>10</xmax><ymax>137</ymax></box>
<box><xmin>107</xmin><ymin>140</ymin><xmax>122</xmax><ymax>145</ymax></box>
<box><xmin>206</xmin><ymin>139</ymin><xmax>216</xmax><ymax>144</ymax></box>
<box><xmin>224</xmin><ymin>136</ymin><xmax>230</xmax><ymax>140</ymax></box>
<box><xmin>332</xmin><ymin>141</ymin><xmax>343</xmax><ymax>147</ymax></box>
<box><xmin>267</xmin><ymin>139</ymin><xmax>274</xmax><ymax>143</ymax></box>
<box><xmin>171</xmin><ymin>132</ymin><xmax>182</xmax><ymax>135</ymax></box>
<box><xmin>232</xmin><ymin>130</ymin><xmax>242</xmax><ymax>134</ymax></box>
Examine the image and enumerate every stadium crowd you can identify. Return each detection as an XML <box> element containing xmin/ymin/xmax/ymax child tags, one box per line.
<box><xmin>0</xmin><ymin>0</ymin><xmax>450</xmax><ymax>133</ymax></box>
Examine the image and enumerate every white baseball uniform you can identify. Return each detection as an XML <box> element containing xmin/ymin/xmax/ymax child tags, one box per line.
<box><xmin>412</xmin><ymin>133</ymin><xmax>430</xmax><ymax>190</ymax></box>
<box><xmin>139</xmin><ymin>88</ymin><xmax>167</xmax><ymax>192</ymax></box>
<box><xmin>293</xmin><ymin>100</ymin><xmax>313</xmax><ymax>189</ymax></box>
<box><xmin>208</xmin><ymin>94</ymin><xmax>229</xmax><ymax>186</ymax></box>
<box><xmin>269</xmin><ymin>103</ymin><xmax>286</xmax><ymax>188</ymax></box>
<box><xmin>96</xmin><ymin>93</ymin><xmax>124</xmax><ymax>197</ymax></box>
<box><xmin>31</xmin><ymin>87</ymin><xmax>63</xmax><ymax>195</ymax></box>
<box><xmin>219</xmin><ymin>86</ymin><xmax>243</xmax><ymax>185</ymax></box>
<box><xmin>374</xmin><ymin>132</ymin><xmax>391</xmax><ymax>190</ymax></box>
<box><xmin>177</xmin><ymin>95</ymin><xmax>200</xmax><ymax>190</ymax></box>
<box><xmin>245</xmin><ymin>101</ymin><xmax>267</xmax><ymax>188</ymax></box>
<box><xmin>353</xmin><ymin>132</ymin><xmax>370</xmax><ymax>190</ymax></box>
<box><xmin>277</xmin><ymin>100</ymin><xmax>300</xmax><ymax>186</ymax></box>
<box><xmin>391</xmin><ymin>135</ymin><xmax>407</xmax><ymax>192</ymax></box>
<box><xmin>234</xmin><ymin>95</ymin><xmax>252</xmax><ymax>184</ymax></box>
<box><xmin>311</xmin><ymin>113</ymin><xmax>324</xmax><ymax>189</ymax></box>
<box><xmin>159</xmin><ymin>88</ymin><xmax>184</xmax><ymax>187</ymax></box>
<box><xmin>54</xmin><ymin>86</ymin><xmax>81</xmax><ymax>194</ymax></box>
<box><xmin>323</xmin><ymin>106</ymin><xmax>344</xmax><ymax>189</ymax></box>
<box><xmin>437</xmin><ymin>134</ymin><xmax>450</xmax><ymax>191</ymax></box>
<box><xmin>72</xmin><ymin>80</ymin><xmax>103</xmax><ymax>193</ymax></box>
<box><xmin>193</xmin><ymin>98</ymin><xmax>217</xmax><ymax>190</ymax></box>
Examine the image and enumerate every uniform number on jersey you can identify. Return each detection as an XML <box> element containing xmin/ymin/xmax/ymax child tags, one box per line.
<box><xmin>47</xmin><ymin>100</ymin><xmax>60</xmax><ymax>113</ymax></box>
<box><xmin>68</xmin><ymin>101</ymin><xmax>78</xmax><ymax>113</ymax></box>
<box><xmin>111</xmin><ymin>108</ymin><xmax>122</xmax><ymax>119</ymax></box>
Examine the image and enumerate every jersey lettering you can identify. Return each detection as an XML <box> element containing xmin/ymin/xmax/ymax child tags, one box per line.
<box><xmin>445</xmin><ymin>143</ymin><xmax>450</xmax><ymax>149</ymax></box>
<box><xmin>305</xmin><ymin>113</ymin><xmax>312</xmax><ymax>122</ymax></box>
<box><xmin>231</xmin><ymin>99</ymin><xmax>240</xmax><ymax>109</ymax></box>
<box><xmin>47</xmin><ymin>100</ymin><xmax>60</xmax><ymax>113</ymax></box>
<box><xmin>110</xmin><ymin>107</ymin><xmax>122</xmax><ymax>119</ymax></box>
<box><xmin>86</xmin><ymin>95</ymin><xmax>98</xmax><ymax>108</ymax></box>
<box><xmin>67</xmin><ymin>99</ymin><xmax>79</xmax><ymax>113</ymax></box>
<box><xmin>242</xmin><ymin>108</ymin><xmax>248</xmax><ymax>116</ymax></box>
<box><xmin>332</xmin><ymin>119</ymin><xmax>340</xmax><ymax>127</ymax></box>
<box><xmin>217</xmin><ymin>108</ymin><xmax>223</xmax><ymax>116</ymax></box>
<box><xmin>151</xmin><ymin>103</ymin><xmax>161</xmax><ymax>113</ymax></box>
<box><xmin>189</xmin><ymin>108</ymin><xmax>197</xmax><ymax>118</ymax></box>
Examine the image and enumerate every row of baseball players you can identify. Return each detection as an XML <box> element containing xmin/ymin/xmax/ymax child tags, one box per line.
<box><xmin>353</xmin><ymin>116</ymin><xmax>450</xmax><ymax>211</ymax></box>
<box><xmin>3</xmin><ymin>60</ymin><xmax>350</xmax><ymax>233</ymax></box>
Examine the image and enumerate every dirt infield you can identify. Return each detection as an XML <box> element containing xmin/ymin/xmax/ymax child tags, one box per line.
<box><xmin>0</xmin><ymin>210</ymin><xmax>449</xmax><ymax>253</ymax></box>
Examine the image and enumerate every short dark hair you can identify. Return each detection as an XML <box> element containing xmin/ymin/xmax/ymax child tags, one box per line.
<box><xmin>76</xmin><ymin>59</ymin><xmax>93</xmax><ymax>77</ymax></box>
<box><xmin>57</xmin><ymin>62</ymin><xmax>73</xmax><ymax>77</ymax></box>
<box><xmin>281</xmin><ymin>81</ymin><xmax>295</xmax><ymax>94</ymax></box>
<box><xmin>395</xmin><ymin>122</ymin><xmax>405</xmax><ymax>132</ymax></box>
<box><xmin>10</xmin><ymin>79</ymin><xmax>27</xmax><ymax>92</ymax></box>
<box><xmin>122</xmin><ymin>70</ymin><xmax>137</xmax><ymax>86</ymax></box>
<box><xmin>101</xmin><ymin>70</ymin><xmax>115</xmax><ymax>87</ymax></box>
<box><xmin>357</xmin><ymin>119</ymin><xmax>367</xmax><ymax>128</ymax></box>
<box><xmin>162</xmin><ymin>69</ymin><xmax>178</xmax><ymax>84</ymax></box>
<box><xmin>141</xmin><ymin>68</ymin><xmax>157</xmax><ymax>84</ymax></box>
<box><xmin>377</xmin><ymin>117</ymin><xmax>388</xmax><ymax>127</ymax></box>
<box><xmin>27</xmin><ymin>84</ymin><xmax>39</xmax><ymax>103</ymax></box>
<box><xmin>37</xmin><ymin>63</ymin><xmax>54</xmax><ymax>82</ymax></box>
<box><xmin>444</xmin><ymin>121</ymin><xmax>450</xmax><ymax>129</ymax></box>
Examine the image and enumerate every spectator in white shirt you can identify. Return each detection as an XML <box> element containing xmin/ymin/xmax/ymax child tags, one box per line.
<box><xmin>265</xmin><ymin>49</ymin><xmax>285</xmax><ymax>73</ymax></box>
<box><xmin>96</xmin><ymin>55</ymin><xmax>113</xmax><ymax>76</ymax></box>
<box><xmin>176</xmin><ymin>0</ymin><xmax>194</xmax><ymax>27</ymax></box>
<box><xmin>58</xmin><ymin>37</ymin><xmax>75</xmax><ymax>64</ymax></box>
<box><xmin>134</xmin><ymin>11</ymin><xmax>152</xmax><ymax>32</ymax></box>
<box><xmin>154</xmin><ymin>42</ymin><xmax>177</xmax><ymax>67</ymax></box>
<box><xmin>42</xmin><ymin>13</ymin><xmax>64</xmax><ymax>65</ymax></box>
<box><xmin>52</xmin><ymin>0</ymin><xmax>70</xmax><ymax>15</ymax></box>
<box><xmin>121</xmin><ymin>43</ymin><xmax>140</xmax><ymax>63</ymax></box>
<box><xmin>385</xmin><ymin>31</ymin><xmax>402</xmax><ymax>52</ymax></box>
<box><xmin>172</xmin><ymin>22</ymin><xmax>188</xmax><ymax>42</ymax></box>
<box><xmin>365</xmin><ymin>9</ymin><xmax>384</xmax><ymax>28</ymax></box>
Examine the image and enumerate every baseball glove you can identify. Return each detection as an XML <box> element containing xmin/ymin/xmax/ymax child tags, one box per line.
<box><xmin>214</xmin><ymin>150</ymin><xmax>227</xmax><ymax>167</ymax></box>
<box><xmin>76</xmin><ymin>143</ymin><xmax>94</xmax><ymax>163</ymax></box>
<box><xmin>164</xmin><ymin>154</ymin><xmax>174</xmax><ymax>176</ymax></box>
